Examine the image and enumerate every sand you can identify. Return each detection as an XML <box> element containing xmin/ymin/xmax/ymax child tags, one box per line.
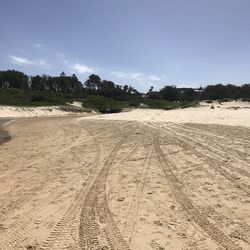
<box><xmin>67</xmin><ymin>101</ymin><xmax>83</xmax><ymax>108</ymax></box>
<box><xmin>0</xmin><ymin>105</ymin><xmax>89</xmax><ymax>118</ymax></box>
<box><xmin>84</xmin><ymin>101</ymin><xmax>250</xmax><ymax>127</ymax></box>
<box><xmin>0</xmin><ymin>102</ymin><xmax>250</xmax><ymax>249</ymax></box>
<box><xmin>0</xmin><ymin>119</ymin><xmax>11</xmax><ymax>145</ymax></box>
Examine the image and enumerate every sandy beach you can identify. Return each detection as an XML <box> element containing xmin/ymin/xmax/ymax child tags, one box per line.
<box><xmin>0</xmin><ymin>103</ymin><xmax>250</xmax><ymax>249</ymax></box>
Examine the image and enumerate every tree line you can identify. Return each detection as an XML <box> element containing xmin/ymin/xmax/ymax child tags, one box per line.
<box><xmin>0</xmin><ymin>70</ymin><xmax>140</xmax><ymax>100</ymax></box>
<box><xmin>147</xmin><ymin>84</ymin><xmax>250</xmax><ymax>101</ymax></box>
<box><xmin>1</xmin><ymin>69</ymin><xmax>250</xmax><ymax>101</ymax></box>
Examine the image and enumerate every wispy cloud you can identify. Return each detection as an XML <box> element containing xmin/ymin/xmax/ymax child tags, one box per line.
<box><xmin>34</xmin><ymin>43</ymin><xmax>43</xmax><ymax>48</ymax></box>
<box><xmin>111</xmin><ymin>72</ymin><xmax>143</xmax><ymax>80</ymax></box>
<box><xmin>8</xmin><ymin>55</ymin><xmax>35</xmax><ymax>65</ymax></box>
<box><xmin>149</xmin><ymin>75</ymin><xmax>161</xmax><ymax>81</ymax></box>
<box><xmin>71</xmin><ymin>63</ymin><xmax>93</xmax><ymax>74</ymax></box>
<box><xmin>37</xmin><ymin>59</ymin><xmax>50</xmax><ymax>68</ymax></box>
<box><xmin>111</xmin><ymin>71</ymin><xmax>161</xmax><ymax>83</ymax></box>
<box><xmin>111</xmin><ymin>71</ymin><xmax>163</xmax><ymax>91</ymax></box>
<box><xmin>8</xmin><ymin>55</ymin><xmax>50</xmax><ymax>68</ymax></box>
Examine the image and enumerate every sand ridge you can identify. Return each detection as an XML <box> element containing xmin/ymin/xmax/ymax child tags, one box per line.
<box><xmin>83</xmin><ymin>101</ymin><xmax>250</xmax><ymax>127</ymax></box>
<box><xmin>0</xmin><ymin>105</ymin><xmax>90</xmax><ymax>118</ymax></box>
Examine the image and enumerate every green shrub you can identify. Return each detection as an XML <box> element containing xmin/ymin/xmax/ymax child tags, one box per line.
<box><xmin>180</xmin><ymin>101</ymin><xmax>199</xmax><ymax>109</ymax></box>
<box><xmin>142</xmin><ymin>99</ymin><xmax>180</xmax><ymax>110</ymax></box>
<box><xmin>241</xmin><ymin>98</ymin><xmax>250</xmax><ymax>102</ymax></box>
<box><xmin>206</xmin><ymin>100</ymin><xmax>213</xmax><ymax>103</ymax></box>
<box><xmin>82</xmin><ymin>96</ymin><xmax>128</xmax><ymax>113</ymax></box>
<box><xmin>0</xmin><ymin>89</ymin><xmax>68</xmax><ymax>106</ymax></box>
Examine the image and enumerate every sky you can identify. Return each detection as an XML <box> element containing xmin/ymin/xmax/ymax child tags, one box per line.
<box><xmin>1</xmin><ymin>0</ymin><xmax>250</xmax><ymax>92</ymax></box>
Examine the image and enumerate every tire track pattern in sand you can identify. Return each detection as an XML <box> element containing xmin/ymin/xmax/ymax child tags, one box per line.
<box><xmin>79</xmin><ymin>136</ymin><xmax>130</xmax><ymax>250</ymax></box>
<box><xmin>0</xmin><ymin>123</ymin><xmax>103</xmax><ymax>250</ymax></box>
<box><xmin>153</xmin><ymin>133</ymin><xmax>241</xmax><ymax>250</ymax></box>
<box><xmin>38</xmin><ymin>121</ymin><xmax>125</xmax><ymax>249</ymax></box>
<box><xmin>167</xmin><ymin>123</ymin><xmax>250</xmax><ymax>177</ymax></box>
<box><xmin>122</xmin><ymin>145</ymin><xmax>153</xmax><ymax>246</ymax></box>
<box><xmin>39</xmin><ymin>143</ymin><xmax>103</xmax><ymax>250</ymax></box>
<box><xmin>152</xmin><ymin>121</ymin><xmax>250</xmax><ymax>195</ymax></box>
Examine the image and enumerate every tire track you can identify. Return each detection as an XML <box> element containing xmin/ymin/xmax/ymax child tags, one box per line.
<box><xmin>0</xmin><ymin>121</ymin><xmax>107</xmax><ymax>250</ymax></box>
<box><xmin>172</xmin><ymin>123</ymin><xmax>249</xmax><ymax>157</ymax></box>
<box><xmin>152</xmin><ymin>121</ymin><xmax>250</xmax><ymax>195</ymax></box>
<box><xmin>164</xmin><ymin>145</ymin><xmax>250</xmax><ymax>244</ymax></box>
<box><xmin>181</xmin><ymin>123</ymin><xmax>250</xmax><ymax>155</ymax></box>
<box><xmin>122</xmin><ymin>144</ymin><xmax>153</xmax><ymax>246</ymax></box>
<box><xmin>186</xmin><ymin>123</ymin><xmax>250</xmax><ymax>145</ymax></box>
<box><xmin>78</xmin><ymin>122</ymin><xmax>142</xmax><ymax>250</ymax></box>
<box><xmin>147</xmin><ymin>121</ymin><xmax>250</xmax><ymax>244</ymax></box>
<box><xmin>39</xmin><ymin>130</ymin><xmax>105</xmax><ymax>249</ymax></box>
<box><xmin>79</xmin><ymin>136</ymin><xmax>130</xmax><ymax>250</ymax></box>
<box><xmin>39</xmin><ymin>121</ymin><xmax>137</xmax><ymax>249</ymax></box>
<box><xmin>0</xmin><ymin>121</ymin><xmax>108</xmax><ymax>249</ymax></box>
<box><xmin>167</xmin><ymin>123</ymin><xmax>250</xmax><ymax>174</ymax></box>
<box><xmin>153</xmin><ymin>132</ymin><xmax>241</xmax><ymax>250</ymax></box>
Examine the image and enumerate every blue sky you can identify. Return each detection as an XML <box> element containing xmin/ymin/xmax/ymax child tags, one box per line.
<box><xmin>1</xmin><ymin>0</ymin><xmax>250</xmax><ymax>91</ymax></box>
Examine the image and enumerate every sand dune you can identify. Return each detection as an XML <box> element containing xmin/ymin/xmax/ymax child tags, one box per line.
<box><xmin>84</xmin><ymin>101</ymin><xmax>250</xmax><ymax>127</ymax></box>
<box><xmin>0</xmin><ymin>105</ymin><xmax>89</xmax><ymax>118</ymax></box>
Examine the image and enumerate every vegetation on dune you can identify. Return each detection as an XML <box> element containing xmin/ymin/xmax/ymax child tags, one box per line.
<box><xmin>82</xmin><ymin>96</ymin><xmax>128</xmax><ymax>113</ymax></box>
<box><xmin>80</xmin><ymin>96</ymin><xmax>199</xmax><ymax>113</ymax></box>
<box><xmin>140</xmin><ymin>98</ymin><xmax>199</xmax><ymax>110</ymax></box>
<box><xmin>142</xmin><ymin>98</ymin><xmax>178</xmax><ymax>109</ymax></box>
<box><xmin>180</xmin><ymin>100</ymin><xmax>200</xmax><ymax>109</ymax></box>
<box><xmin>0</xmin><ymin>88</ymin><xmax>68</xmax><ymax>106</ymax></box>
<box><xmin>0</xmin><ymin>69</ymin><xmax>249</xmax><ymax>112</ymax></box>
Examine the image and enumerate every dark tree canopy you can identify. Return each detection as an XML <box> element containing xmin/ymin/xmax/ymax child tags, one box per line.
<box><xmin>83</xmin><ymin>74</ymin><xmax>140</xmax><ymax>99</ymax></box>
<box><xmin>201</xmin><ymin>84</ymin><xmax>241</xmax><ymax>100</ymax></box>
<box><xmin>159</xmin><ymin>85</ymin><xmax>179</xmax><ymax>101</ymax></box>
<box><xmin>0</xmin><ymin>69</ymin><xmax>250</xmax><ymax>103</ymax></box>
<box><xmin>0</xmin><ymin>70</ymin><xmax>28</xmax><ymax>89</ymax></box>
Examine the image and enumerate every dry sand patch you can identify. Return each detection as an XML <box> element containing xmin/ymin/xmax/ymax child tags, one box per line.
<box><xmin>84</xmin><ymin>101</ymin><xmax>250</xmax><ymax>127</ymax></box>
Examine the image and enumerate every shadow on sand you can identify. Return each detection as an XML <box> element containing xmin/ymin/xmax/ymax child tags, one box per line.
<box><xmin>0</xmin><ymin>120</ymin><xmax>11</xmax><ymax>145</ymax></box>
